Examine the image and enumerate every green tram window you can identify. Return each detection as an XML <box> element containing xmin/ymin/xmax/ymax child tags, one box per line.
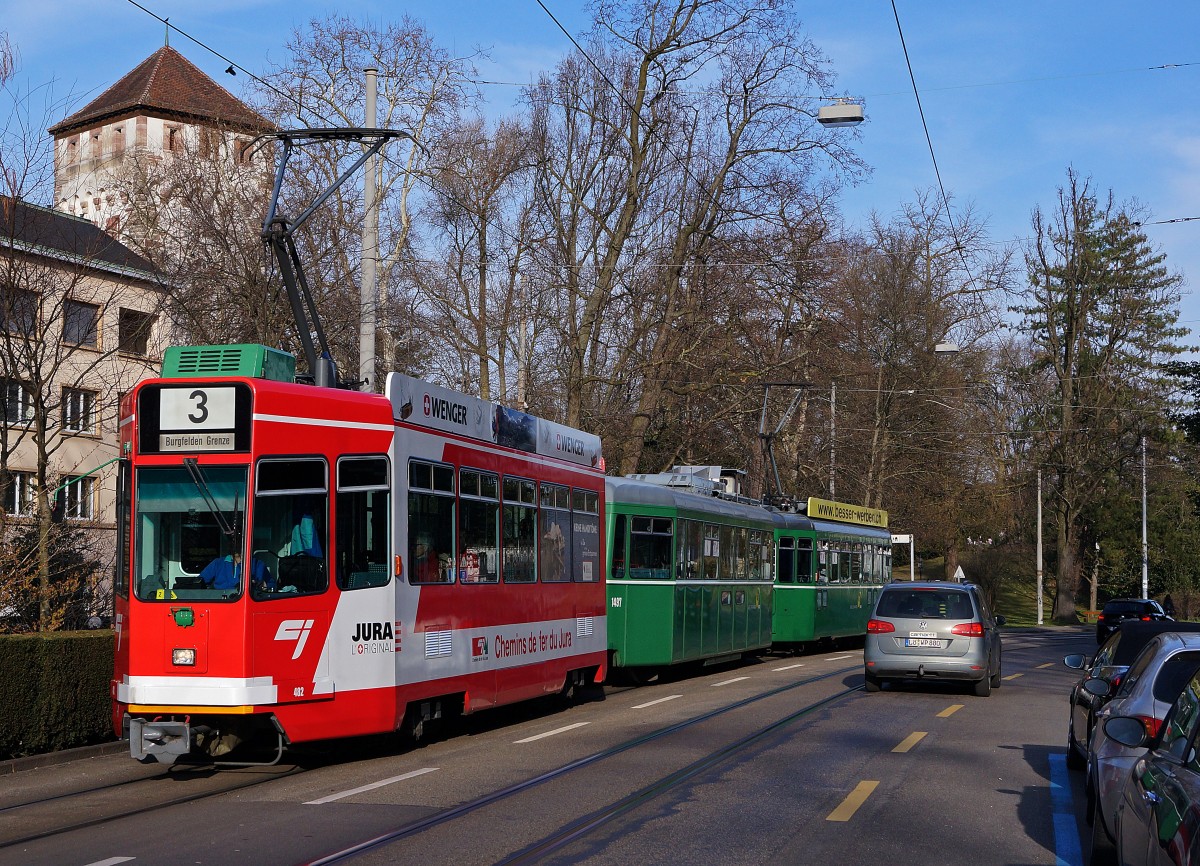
<box><xmin>611</xmin><ymin>513</ymin><xmax>628</xmax><ymax>579</ymax></box>
<box><xmin>797</xmin><ymin>539</ymin><xmax>814</xmax><ymax>583</ymax></box>
<box><xmin>777</xmin><ymin>536</ymin><xmax>796</xmax><ymax>584</ymax></box>
<box><xmin>678</xmin><ymin>519</ymin><xmax>702</xmax><ymax>579</ymax></box>
<box><xmin>629</xmin><ymin>516</ymin><xmax>672</xmax><ymax>579</ymax></box>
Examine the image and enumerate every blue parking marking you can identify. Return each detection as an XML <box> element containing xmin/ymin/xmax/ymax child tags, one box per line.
<box><xmin>1049</xmin><ymin>753</ymin><xmax>1084</xmax><ymax>866</ymax></box>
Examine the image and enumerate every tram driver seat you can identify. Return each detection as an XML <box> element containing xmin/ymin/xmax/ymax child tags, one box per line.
<box><xmin>278</xmin><ymin>553</ymin><xmax>324</xmax><ymax>593</ymax></box>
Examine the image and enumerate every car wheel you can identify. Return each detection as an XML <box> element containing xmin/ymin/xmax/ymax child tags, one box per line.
<box><xmin>990</xmin><ymin>652</ymin><xmax>1002</xmax><ymax>689</ymax></box>
<box><xmin>864</xmin><ymin>670</ymin><xmax>881</xmax><ymax>692</ymax></box>
<box><xmin>973</xmin><ymin>675</ymin><xmax>992</xmax><ymax>697</ymax></box>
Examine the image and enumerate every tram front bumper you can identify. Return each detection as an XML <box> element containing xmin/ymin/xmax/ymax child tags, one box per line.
<box><xmin>127</xmin><ymin>715</ymin><xmax>190</xmax><ymax>764</ymax></box>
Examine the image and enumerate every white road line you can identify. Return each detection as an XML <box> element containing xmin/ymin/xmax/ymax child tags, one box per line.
<box><xmin>827</xmin><ymin>655</ymin><xmax>854</xmax><ymax>661</ymax></box>
<box><xmin>712</xmin><ymin>676</ymin><xmax>750</xmax><ymax>687</ymax></box>
<box><xmin>84</xmin><ymin>859</ymin><xmax>136</xmax><ymax>866</ymax></box>
<box><xmin>514</xmin><ymin>722</ymin><xmax>590</xmax><ymax>743</ymax></box>
<box><xmin>772</xmin><ymin>663</ymin><xmax>806</xmax><ymax>671</ymax></box>
<box><xmin>632</xmin><ymin>694</ymin><xmax>683</xmax><ymax>709</ymax></box>
<box><xmin>305</xmin><ymin>767</ymin><xmax>439</xmax><ymax>804</ymax></box>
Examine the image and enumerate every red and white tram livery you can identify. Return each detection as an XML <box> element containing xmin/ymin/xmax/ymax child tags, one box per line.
<box><xmin>114</xmin><ymin>345</ymin><xmax>607</xmax><ymax>763</ymax></box>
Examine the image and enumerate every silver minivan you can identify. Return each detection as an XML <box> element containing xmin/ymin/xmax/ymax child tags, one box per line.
<box><xmin>864</xmin><ymin>581</ymin><xmax>1005</xmax><ymax>696</ymax></box>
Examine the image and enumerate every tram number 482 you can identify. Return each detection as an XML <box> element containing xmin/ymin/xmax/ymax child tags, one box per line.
<box><xmin>293</xmin><ymin>687</ymin><xmax>305</xmax><ymax>697</ymax></box>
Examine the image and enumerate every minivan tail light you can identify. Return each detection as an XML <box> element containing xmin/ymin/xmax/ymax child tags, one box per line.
<box><xmin>951</xmin><ymin>622</ymin><xmax>984</xmax><ymax>637</ymax></box>
<box><xmin>1141</xmin><ymin>616</ymin><xmax>1152</xmax><ymax>621</ymax></box>
<box><xmin>867</xmin><ymin>619</ymin><xmax>895</xmax><ymax>634</ymax></box>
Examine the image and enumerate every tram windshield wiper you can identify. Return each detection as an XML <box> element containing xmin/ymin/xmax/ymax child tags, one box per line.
<box><xmin>182</xmin><ymin>457</ymin><xmax>239</xmax><ymax>540</ymax></box>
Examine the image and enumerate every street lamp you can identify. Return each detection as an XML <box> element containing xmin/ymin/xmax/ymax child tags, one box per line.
<box><xmin>818</xmin><ymin>98</ymin><xmax>865</xmax><ymax>128</ymax></box>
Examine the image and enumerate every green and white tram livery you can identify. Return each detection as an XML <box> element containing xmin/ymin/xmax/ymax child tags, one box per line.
<box><xmin>605</xmin><ymin>475</ymin><xmax>777</xmax><ymax>673</ymax></box>
<box><xmin>773</xmin><ymin>497</ymin><xmax>892</xmax><ymax>647</ymax></box>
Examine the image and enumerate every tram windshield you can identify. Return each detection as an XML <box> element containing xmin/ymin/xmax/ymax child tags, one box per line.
<box><xmin>134</xmin><ymin>465</ymin><xmax>248</xmax><ymax>601</ymax></box>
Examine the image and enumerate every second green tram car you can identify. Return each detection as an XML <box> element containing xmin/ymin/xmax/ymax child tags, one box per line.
<box><xmin>605</xmin><ymin>473</ymin><xmax>893</xmax><ymax>673</ymax></box>
<box><xmin>772</xmin><ymin>497</ymin><xmax>892</xmax><ymax>648</ymax></box>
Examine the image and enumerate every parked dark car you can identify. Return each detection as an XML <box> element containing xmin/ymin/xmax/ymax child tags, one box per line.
<box><xmin>1096</xmin><ymin>598</ymin><xmax>1172</xmax><ymax>644</ymax></box>
<box><xmin>1103</xmin><ymin>664</ymin><xmax>1200</xmax><ymax>865</ymax></box>
<box><xmin>1064</xmin><ymin>621</ymin><xmax>1200</xmax><ymax>771</ymax></box>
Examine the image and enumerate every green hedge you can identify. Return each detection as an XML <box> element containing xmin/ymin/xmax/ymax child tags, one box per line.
<box><xmin>0</xmin><ymin>631</ymin><xmax>115</xmax><ymax>759</ymax></box>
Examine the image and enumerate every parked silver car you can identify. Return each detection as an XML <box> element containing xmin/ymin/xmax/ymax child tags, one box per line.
<box><xmin>864</xmin><ymin>581</ymin><xmax>1005</xmax><ymax>697</ymax></box>
<box><xmin>1082</xmin><ymin>631</ymin><xmax>1200</xmax><ymax>865</ymax></box>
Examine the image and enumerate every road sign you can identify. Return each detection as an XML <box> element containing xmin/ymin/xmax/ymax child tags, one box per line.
<box><xmin>891</xmin><ymin>534</ymin><xmax>912</xmax><ymax>544</ymax></box>
<box><xmin>953</xmin><ymin>565</ymin><xmax>966</xmax><ymax>582</ymax></box>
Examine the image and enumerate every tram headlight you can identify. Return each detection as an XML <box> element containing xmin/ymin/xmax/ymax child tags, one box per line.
<box><xmin>172</xmin><ymin>648</ymin><xmax>197</xmax><ymax>666</ymax></box>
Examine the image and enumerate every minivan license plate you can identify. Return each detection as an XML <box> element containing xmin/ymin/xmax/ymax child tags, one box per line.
<box><xmin>905</xmin><ymin>638</ymin><xmax>944</xmax><ymax>648</ymax></box>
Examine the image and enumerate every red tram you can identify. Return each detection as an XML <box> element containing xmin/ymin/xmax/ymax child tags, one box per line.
<box><xmin>113</xmin><ymin>344</ymin><xmax>607</xmax><ymax>763</ymax></box>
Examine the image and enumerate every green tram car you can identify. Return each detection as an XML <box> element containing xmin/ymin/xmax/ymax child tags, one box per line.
<box><xmin>773</xmin><ymin>497</ymin><xmax>892</xmax><ymax>649</ymax></box>
<box><xmin>605</xmin><ymin>468</ymin><xmax>892</xmax><ymax>676</ymax></box>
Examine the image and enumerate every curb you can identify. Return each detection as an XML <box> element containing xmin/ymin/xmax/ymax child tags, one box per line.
<box><xmin>0</xmin><ymin>739</ymin><xmax>128</xmax><ymax>775</ymax></box>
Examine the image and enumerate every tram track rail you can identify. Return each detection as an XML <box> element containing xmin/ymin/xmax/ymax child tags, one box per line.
<box><xmin>304</xmin><ymin>662</ymin><xmax>863</xmax><ymax>865</ymax></box>
<box><xmin>0</xmin><ymin>762</ymin><xmax>304</xmax><ymax>850</ymax></box>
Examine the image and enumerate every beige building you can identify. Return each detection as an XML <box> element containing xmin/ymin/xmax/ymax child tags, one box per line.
<box><xmin>1</xmin><ymin>46</ymin><xmax>271</xmax><ymax>624</ymax></box>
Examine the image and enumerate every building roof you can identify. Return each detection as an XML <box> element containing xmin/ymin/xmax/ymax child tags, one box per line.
<box><xmin>1</xmin><ymin>197</ymin><xmax>158</xmax><ymax>279</ymax></box>
<box><xmin>48</xmin><ymin>46</ymin><xmax>271</xmax><ymax>137</ymax></box>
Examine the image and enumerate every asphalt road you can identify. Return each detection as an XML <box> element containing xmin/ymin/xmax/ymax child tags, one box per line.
<box><xmin>0</xmin><ymin>626</ymin><xmax>1096</xmax><ymax>866</ymax></box>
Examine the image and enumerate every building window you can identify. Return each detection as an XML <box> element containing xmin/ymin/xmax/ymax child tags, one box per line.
<box><xmin>118</xmin><ymin>308</ymin><xmax>155</xmax><ymax>356</ymax></box>
<box><xmin>2</xmin><ymin>379</ymin><xmax>33</xmax><ymax>424</ymax></box>
<box><xmin>3</xmin><ymin>470</ymin><xmax>35</xmax><ymax>517</ymax></box>
<box><xmin>63</xmin><ymin>299</ymin><xmax>99</xmax><ymax>347</ymax></box>
<box><xmin>62</xmin><ymin>387</ymin><xmax>98</xmax><ymax>434</ymax></box>
<box><xmin>2</xmin><ymin>288</ymin><xmax>38</xmax><ymax>336</ymax></box>
<box><xmin>63</xmin><ymin>475</ymin><xmax>94</xmax><ymax>520</ymax></box>
<box><xmin>166</xmin><ymin>126</ymin><xmax>182</xmax><ymax>153</ymax></box>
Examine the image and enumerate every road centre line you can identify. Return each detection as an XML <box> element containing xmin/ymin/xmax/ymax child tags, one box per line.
<box><xmin>1037</xmin><ymin>662</ymin><xmax>1055</xmax><ymax>669</ymax></box>
<box><xmin>937</xmin><ymin>704</ymin><xmax>964</xmax><ymax>718</ymax></box>
<box><xmin>83</xmin><ymin>859</ymin><xmax>135</xmax><ymax>866</ymax></box>
<box><xmin>772</xmin><ymin>663</ymin><xmax>806</xmax><ymax>671</ymax></box>
<box><xmin>1003</xmin><ymin>672</ymin><xmax>1024</xmax><ymax>681</ymax></box>
<box><xmin>893</xmin><ymin>732</ymin><xmax>927</xmax><ymax>753</ymax></box>
<box><xmin>632</xmin><ymin>694</ymin><xmax>683</xmax><ymax>709</ymax></box>
<box><xmin>712</xmin><ymin>676</ymin><xmax>751</xmax><ymax>687</ymax></box>
<box><xmin>827</xmin><ymin>780</ymin><xmax>880</xmax><ymax>821</ymax></box>
<box><xmin>306</xmin><ymin>767</ymin><xmax>439</xmax><ymax>804</ymax></box>
<box><xmin>514</xmin><ymin>722</ymin><xmax>590</xmax><ymax>743</ymax></box>
<box><xmin>827</xmin><ymin>655</ymin><xmax>854</xmax><ymax>661</ymax></box>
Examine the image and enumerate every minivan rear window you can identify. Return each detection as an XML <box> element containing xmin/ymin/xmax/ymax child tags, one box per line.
<box><xmin>877</xmin><ymin>589</ymin><xmax>974</xmax><ymax>620</ymax></box>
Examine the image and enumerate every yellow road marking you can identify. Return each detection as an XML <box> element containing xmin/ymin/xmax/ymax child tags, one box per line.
<box><xmin>1003</xmin><ymin>672</ymin><xmax>1024</xmax><ymax>681</ymax></box>
<box><xmin>937</xmin><ymin>704</ymin><xmax>964</xmax><ymax>718</ymax></box>
<box><xmin>827</xmin><ymin>780</ymin><xmax>880</xmax><ymax>822</ymax></box>
<box><xmin>893</xmin><ymin>732</ymin><xmax>927</xmax><ymax>753</ymax></box>
<box><xmin>1037</xmin><ymin>662</ymin><xmax>1055</xmax><ymax>669</ymax></box>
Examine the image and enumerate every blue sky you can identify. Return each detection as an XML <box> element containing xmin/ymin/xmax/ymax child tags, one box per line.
<box><xmin>5</xmin><ymin>1</ymin><xmax>1200</xmax><ymax>339</ymax></box>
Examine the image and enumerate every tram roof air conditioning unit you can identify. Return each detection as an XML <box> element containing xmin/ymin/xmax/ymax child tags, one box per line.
<box><xmin>162</xmin><ymin>344</ymin><xmax>296</xmax><ymax>383</ymax></box>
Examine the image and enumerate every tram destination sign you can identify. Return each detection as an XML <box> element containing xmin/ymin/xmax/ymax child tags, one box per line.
<box><xmin>137</xmin><ymin>383</ymin><xmax>252</xmax><ymax>454</ymax></box>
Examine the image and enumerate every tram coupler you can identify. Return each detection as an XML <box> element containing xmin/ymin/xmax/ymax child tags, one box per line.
<box><xmin>127</xmin><ymin>715</ymin><xmax>190</xmax><ymax>764</ymax></box>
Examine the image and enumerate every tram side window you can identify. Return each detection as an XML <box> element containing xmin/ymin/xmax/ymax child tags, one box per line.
<box><xmin>408</xmin><ymin>460</ymin><xmax>454</xmax><ymax>584</ymax></box>
<box><xmin>752</xmin><ymin>530</ymin><xmax>774</xmax><ymax>581</ymax></box>
<box><xmin>776</xmin><ymin>536</ymin><xmax>796</xmax><ymax>584</ymax></box>
<box><xmin>851</xmin><ymin>543</ymin><xmax>863</xmax><ymax>583</ymax></box>
<box><xmin>732</xmin><ymin>527</ymin><xmax>749</xmax><ymax>579</ymax></box>
<box><xmin>335</xmin><ymin>456</ymin><xmax>390</xmax><ymax>591</ymax></box>
<box><xmin>678</xmin><ymin>519</ymin><xmax>702</xmax><ymax>579</ymax></box>
<box><xmin>502</xmin><ymin>477</ymin><xmax>537</xmax><ymax>583</ymax></box>
<box><xmin>817</xmin><ymin>542</ymin><xmax>829</xmax><ymax>583</ymax></box>
<box><xmin>540</xmin><ymin>483</ymin><xmax>572</xmax><ymax>582</ymax></box>
<box><xmin>459</xmin><ymin>469</ymin><xmax>499</xmax><ymax>583</ymax></box>
<box><xmin>702</xmin><ymin>524</ymin><xmax>720</xmax><ymax>579</ymax></box>
<box><xmin>253</xmin><ymin>458</ymin><xmax>328</xmax><ymax>598</ymax></box>
<box><xmin>797</xmin><ymin>539</ymin><xmax>814</xmax><ymax>583</ymax></box>
<box><xmin>629</xmin><ymin>516</ymin><xmax>672</xmax><ymax>579</ymax></box>
<box><xmin>115</xmin><ymin>458</ymin><xmax>131</xmax><ymax>598</ymax></box>
<box><xmin>718</xmin><ymin>524</ymin><xmax>736</xmax><ymax>580</ymax></box>
<box><xmin>572</xmin><ymin>488</ymin><xmax>601</xmax><ymax>582</ymax></box>
<box><xmin>610</xmin><ymin>514</ymin><xmax>627</xmax><ymax>579</ymax></box>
